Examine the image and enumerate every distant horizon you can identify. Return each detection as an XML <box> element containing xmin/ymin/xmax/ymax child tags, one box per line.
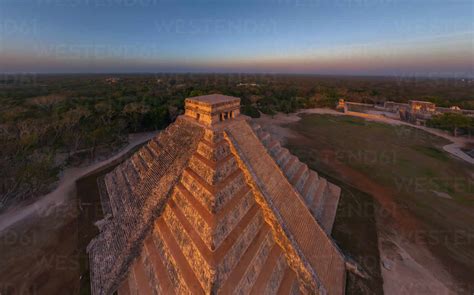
<box><xmin>1</xmin><ymin>0</ymin><xmax>473</xmax><ymax>76</ymax></box>
<box><xmin>1</xmin><ymin>72</ymin><xmax>473</xmax><ymax>79</ymax></box>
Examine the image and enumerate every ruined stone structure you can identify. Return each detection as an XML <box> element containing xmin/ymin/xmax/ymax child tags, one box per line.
<box><xmin>383</xmin><ymin>100</ymin><xmax>474</xmax><ymax>124</ymax></box>
<box><xmin>408</xmin><ymin>100</ymin><xmax>436</xmax><ymax>113</ymax></box>
<box><xmin>336</xmin><ymin>99</ymin><xmax>346</xmax><ymax>112</ymax></box>
<box><xmin>88</xmin><ymin>94</ymin><xmax>346</xmax><ymax>295</ymax></box>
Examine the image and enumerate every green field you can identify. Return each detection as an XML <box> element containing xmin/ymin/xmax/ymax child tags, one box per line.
<box><xmin>284</xmin><ymin>114</ymin><xmax>474</xmax><ymax>290</ymax></box>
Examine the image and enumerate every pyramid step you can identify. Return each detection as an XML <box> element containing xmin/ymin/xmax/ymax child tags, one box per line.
<box><xmin>301</xmin><ymin>170</ymin><xmax>315</xmax><ymax>199</ymax></box>
<box><xmin>210</xmin><ymin>190</ymin><xmax>256</xmax><ymax>250</ymax></box>
<box><xmin>302</xmin><ymin>171</ymin><xmax>319</xmax><ymax>204</ymax></box>
<box><xmin>291</xmin><ymin>164</ymin><xmax>308</xmax><ymax>189</ymax></box>
<box><xmin>260</xmin><ymin>132</ymin><xmax>271</xmax><ymax>144</ymax></box>
<box><xmin>122</xmin><ymin>162</ymin><xmax>140</xmax><ymax>188</ymax></box>
<box><xmin>276</xmin><ymin>267</ymin><xmax>296</xmax><ymax>295</ymax></box>
<box><xmin>168</xmin><ymin>193</ymin><xmax>260</xmax><ymax>264</ymax></box>
<box><xmin>274</xmin><ymin>148</ymin><xmax>287</xmax><ymax>165</ymax></box>
<box><xmin>130</xmin><ymin>154</ymin><xmax>148</xmax><ymax>178</ymax></box>
<box><xmin>251</xmin><ymin>124</ymin><xmax>262</xmax><ymax>132</ymax></box>
<box><xmin>281</xmin><ymin>154</ymin><xmax>298</xmax><ymax>175</ymax></box>
<box><xmin>286</xmin><ymin>159</ymin><xmax>302</xmax><ymax>180</ymax></box>
<box><xmin>147</xmin><ymin>139</ymin><xmax>161</xmax><ymax>157</ymax></box>
<box><xmin>196</xmin><ymin>139</ymin><xmax>232</xmax><ymax>162</ymax></box>
<box><xmin>180</xmin><ymin>167</ymin><xmax>245</xmax><ymax>214</ymax></box>
<box><xmin>296</xmin><ymin>169</ymin><xmax>310</xmax><ymax>193</ymax></box>
<box><xmin>175</xmin><ymin>183</ymin><xmax>213</xmax><ymax>225</ymax></box>
<box><xmin>278</xmin><ymin>151</ymin><xmax>291</xmax><ymax>167</ymax></box>
<box><xmin>218</xmin><ymin>225</ymin><xmax>271</xmax><ymax>294</ymax></box>
<box><xmin>319</xmin><ymin>183</ymin><xmax>341</xmax><ymax>234</ymax></box>
<box><xmin>138</xmin><ymin>147</ymin><xmax>153</xmax><ymax>168</ymax></box>
<box><xmin>189</xmin><ymin>153</ymin><xmax>236</xmax><ymax>186</ymax></box>
<box><xmin>125</xmin><ymin>270</ymin><xmax>138</xmax><ymax>295</ymax></box>
<box><xmin>163</xmin><ymin>200</ymin><xmax>213</xmax><ymax>268</ymax></box>
<box><xmin>234</xmin><ymin>231</ymin><xmax>275</xmax><ymax>294</ymax></box>
<box><xmin>117</xmin><ymin>278</ymin><xmax>131</xmax><ymax>295</ymax></box>
<box><xmin>267</xmin><ymin>140</ymin><xmax>279</xmax><ymax>153</ymax></box>
<box><xmin>249</xmin><ymin>245</ymin><xmax>282</xmax><ymax>295</ymax></box>
<box><xmin>104</xmin><ymin>173</ymin><xmax>120</xmax><ymax>214</ymax></box>
<box><xmin>290</xmin><ymin>279</ymin><xmax>302</xmax><ymax>295</ymax></box>
<box><xmin>143</xmin><ymin>236</ymin><xmax>176</xmax><ymax>295</ymax></box>
<box><xmin>257</xmin><ymin>250</ymin><xmax>287</xmax><ymax>295</ymax></box>
<box><xmin>269</xmin><ymin>142</ymin><xmax>282</xmax><ymax>157</ymax></box>
<box><xmin>156</xmin><ymin>219</ymin><xmax>205</xmax><ymax>294</ymax></box>
<box><xmin>131</xmin><ymin>257</ymin><xmax>154</xmax><ymax>295</ymax></box>
<box><xmin>114</xmin><ymin>168</ymin><xmax>134</xmax><ymax>200</ymax></box>
<box><xmin>310</xmin><ymin>179</ymin><xmax>328</xmax><ymax>218</ymax></box>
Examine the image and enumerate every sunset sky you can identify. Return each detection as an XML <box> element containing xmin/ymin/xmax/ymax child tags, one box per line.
<box><xmin>0</xmin><ymin>0</ymin><xmax>473</xmax><ymax>76</ymax></box>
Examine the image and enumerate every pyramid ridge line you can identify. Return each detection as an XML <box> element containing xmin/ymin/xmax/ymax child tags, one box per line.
<box><xmin>192</xmin><ymin>151</ymin><xmax>234</xmax><ymax>169</ymax></box>
<box><xmin>168</xmin><ymin>197</ymin><xmax>260</xmax><ymax>266</ymax></box>
<box><xmin>183</xmin><ymin>166</ymin><xmax>241</xmax><ymax>195</ymax></box>
<box><xmin>175</xmin><ymin>181</ymin><xmax>253</xmax><ymax>229</ymax></box>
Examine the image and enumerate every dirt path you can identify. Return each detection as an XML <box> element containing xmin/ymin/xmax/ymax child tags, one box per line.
<box><xmin>0</xmin><ymin>131</ymin><xmax>158</xmax><ymax>234</ymax></box>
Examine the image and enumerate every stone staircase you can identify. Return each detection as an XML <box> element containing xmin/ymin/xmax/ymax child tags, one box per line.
<box><xmin>250</xmin><ymin>123</ymin><xmax>341</xmax><ymax>234</ymax></box>
<box><xmin>226</xmin><ymin>120</ymin><xmax>345</xmax><ymax>295</ymax></box>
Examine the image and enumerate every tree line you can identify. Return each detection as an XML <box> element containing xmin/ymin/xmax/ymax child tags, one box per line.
<box><xmin>0</xmin><ymin>74</ymin><xmax>472</xmax><ymax>210</ymax></box>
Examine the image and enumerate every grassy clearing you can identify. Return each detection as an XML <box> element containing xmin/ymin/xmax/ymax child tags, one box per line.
<box><xmin>285</xmin><ymin>114</ymin><xmax>474</xmax><ymax>289</ymax></box>
<box><xmin>288</xmin><ymin>114</ymin><xmax>473</xmax><ymax>203</ymax></box>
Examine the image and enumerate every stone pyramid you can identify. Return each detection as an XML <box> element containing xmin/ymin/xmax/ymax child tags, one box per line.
<box><xmin>88</xmin><ymin>94</ymin><xmax>347</xmax><ymax>295</ymax></box>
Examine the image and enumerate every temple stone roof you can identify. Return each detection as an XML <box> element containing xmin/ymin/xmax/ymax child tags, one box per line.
<box><xmin>186</xmin><ymin>94</ymin><xmax>240</xmax><ymax>106</ymax></box>
<box><xmin>88</xmin><ymin>94</ymin><xmax>346</xmax><ymax>295</ymax></box>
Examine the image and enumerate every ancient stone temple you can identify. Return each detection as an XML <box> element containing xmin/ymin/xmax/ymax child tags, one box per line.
<box><xmin>88</xmin><ymin>94</ymin><xmax>347</xmax><ymax>295</ymax></box>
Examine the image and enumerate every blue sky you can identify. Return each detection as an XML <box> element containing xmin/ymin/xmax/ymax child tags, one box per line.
<box><xmin>0</xmin><ymin>0</ymin><xmax>473</xmax><ymax>76</ymax></box>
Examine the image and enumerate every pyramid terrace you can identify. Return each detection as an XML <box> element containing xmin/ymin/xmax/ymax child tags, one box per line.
<box><xmin>88</xmin><ymin>94</ymin><xmax>348</xmax><ymax>294</ymax></box>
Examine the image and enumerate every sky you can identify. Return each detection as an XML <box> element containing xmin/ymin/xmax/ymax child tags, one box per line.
<box><xmin>0</xmin><ymin>0</ymin><xmax>473</xmax><ymax>76</ymax></box>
